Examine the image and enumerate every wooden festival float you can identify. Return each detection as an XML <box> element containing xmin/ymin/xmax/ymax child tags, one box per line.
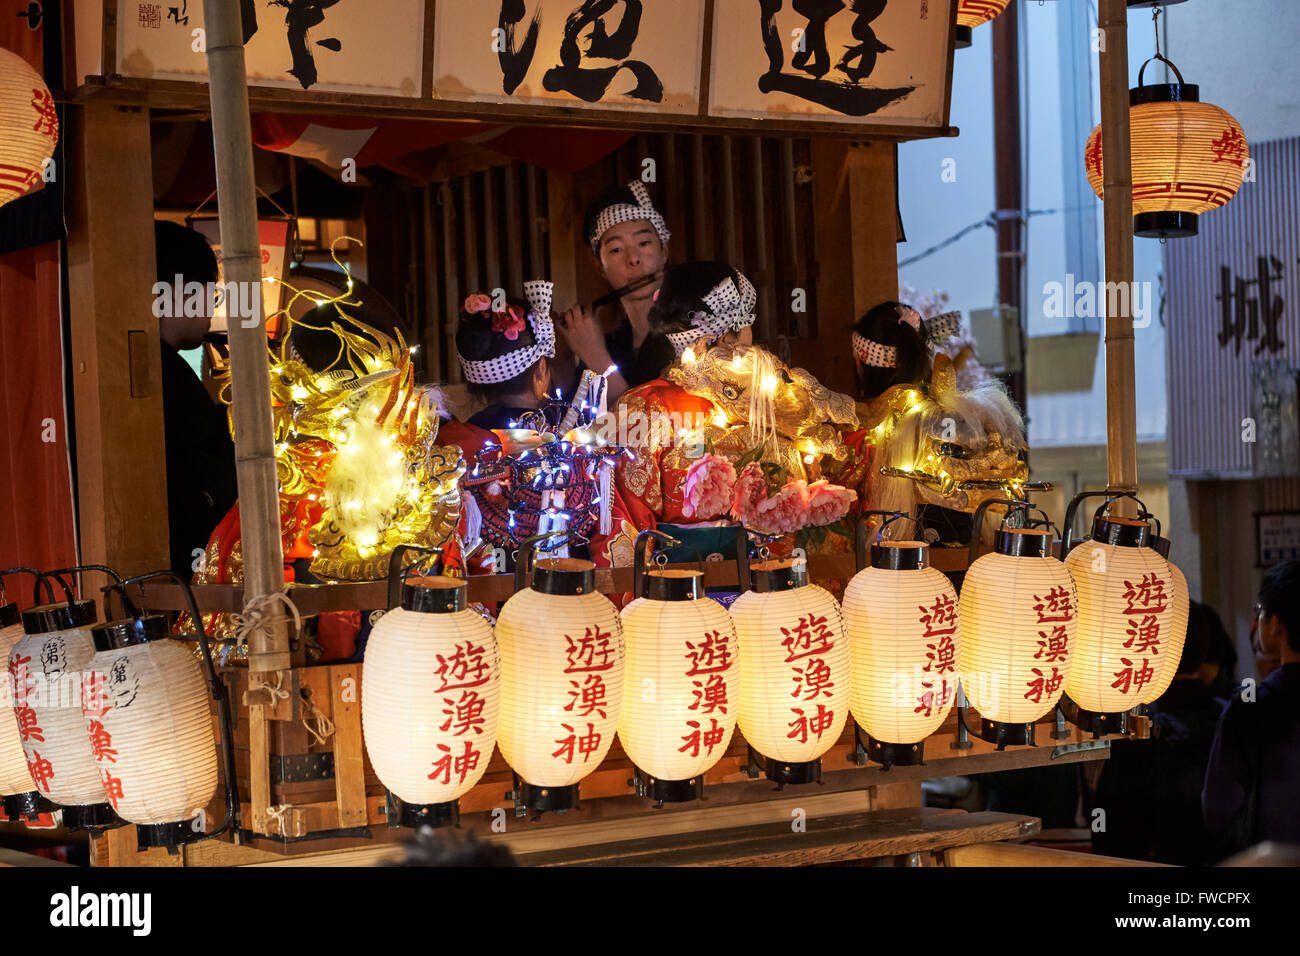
<box><xmin>1</xmin><ymin>0</ymin><xmax>1180</xmax><ymax>867</ymax></box>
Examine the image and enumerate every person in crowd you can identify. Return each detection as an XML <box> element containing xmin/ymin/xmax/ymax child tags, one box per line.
<box><xmin>1197</xmin><ymin>601</ymin><xmax>1240</xmax><ymax>703</ymax></box>
<box><xmin>154</xmin><ymin>220</ymin><xmax>239</xmax><ymax>578</ymax></box>
<box><xmin>557</xmin><ymin>181</ymin><xmax>676</xmax><ymax>405</ymax></box>
<box><xmin>451</xmin><ymin>288</ymin><xmax>554</xmax><ymax>432</ymax></box>
<box><xmin>1202</xmin><ymin>560</ymin><xmax>1300</xmax><ymax>856</ymax></box>
<box><xmin>1092</xmin><ymin>601</ymin><xmax>1223</xmax><ymax>865</ymax></box>
<box><xmin>851</xmin><ymin>300</ymin><xmax>931</xmax><ymax>402</ymax></box>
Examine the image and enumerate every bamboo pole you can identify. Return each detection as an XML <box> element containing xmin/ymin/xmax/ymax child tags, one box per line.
<box><xmin>1099</xmin><ymin>0</ymin><xmax>1138</xmax><ymax>515</ymax></box>
<box><xmin>201</xmin><ymin>0</ymin><xmax>291</xmax><ymax>672</ymax></box>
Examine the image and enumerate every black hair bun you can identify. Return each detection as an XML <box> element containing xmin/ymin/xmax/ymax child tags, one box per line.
<box><xmin>455</xmin><ymin>297</ymin><xmax>537</xmax><ymax>363</ymax></box>
<box><xmin>649</xmin><ymin>260</ymin><xmax>738</xmax><ymax>334</ymax></box>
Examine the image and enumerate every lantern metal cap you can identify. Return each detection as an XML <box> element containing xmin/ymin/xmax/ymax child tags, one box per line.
<box><xmin>2</xmin><ymin>789</ymin><xmax>55</xmax><ymax>823</ymax></box>
<box><xmin>1090</xmin><ymin>515</ymin><xmax>1150</xmax><ymax>549</ymax></box>
<box><xmin>1061</xmin><ymin>695</ymin><xmax>1131</xmax><ymax>737</ymax></box>
<box><xmin>1134</xmin><ymin>211</ymin><xmax>1198</xmax><ymax>239</ymax></box>
<box><xmin>978</xmin><ymin>718</ymin><xmax>1036</xmax><ymax>749</ymax></box>
<box><xmin>531</xmin><ymin>558</ymin><xmax>597</xmax><ymax>596</ymax></box>
<box><xmin>644</xmin><ymin>568</ymin><xmax>704</xmax><ymax>601</ymax></box>
<box><xmin>91</xmin><ymin>614</ymin><xmax>170</xmax><ymax>651</ymax></box>
<box><xmin>21</xmin><ymin>600</ymin><xmax>96</xmax><ymax>635</ymax></box>
<box><xmin>514</xmin><ymin>778</ymin><xmax>580</xmax><ymax>813</ymax></box>
<box><xmin>995</xmin><ymin>528</ymin><xmax>1052</xmax><ymax>559</ymax></box>
<box><xmin>871</xmin><ymin>541</ymin><xmax>929</xmax><ymax>571</ymax></box>
<box><xmin>1130</xmin><ymin>82</ymin><xmax>1199</xmax><ymax>106</ymax></box>
<box><xmin>750</xmin><ymin>558</ymin><xmax>809</xmax><ymax>593</ymax></box>
<box><xmin>954</xmin><ymin>24</ymin><xmax>972</xmax><ymax>48</ymax></box>
<box><xmin>387</xmin><ymin>792</ymin><xmax>459</xmax><ymax>829</ymax></box>
<box><xmin>632</xmin><ymin>767</ymin><xmax>704</xmax><ymax>804</ymax></box>
<box><xmin>136</xmin><ymin>819</ymin><xmax>210</xmax><ymax>854</ymax></box>
<box><xmin>400</xmin><ymin>576</ymin><xmax>467</xmax><ymax>614</ymax></box>
<box><xmin>0</xmin><ymin>602</ymin><xmax>19</xmax><ymax>628</ymax></box>
<box><xmin>857</xmin><ymin>724</ymin><xmax>925</xmax><ymax>768</ymax></box>
<box><xmin>61</xmin><ymin>802</ymin><xmax>124</xmax><ymax>832</ymax></box>
<box><xmin>762</xmin><ymin>755</ymin><xmax>821</xmax><ymax>786</ymax></box>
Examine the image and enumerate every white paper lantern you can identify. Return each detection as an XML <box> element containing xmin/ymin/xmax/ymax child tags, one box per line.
<box><xmin>80</xmin><ymin>615</ymin><xmax>219</xmax><ymax>842</ymax></box>
<box><xmin>619</xmin><ymin>568</ymin><xmax>738</xmax><ymax>802</ymax></box>
<box><xmin>731</xmin><ymin>559</ymin><xmax>849</xmax><ymax>784</ymax></box>
<box><xmin>843</xmin><ymin>542</ymin><xmax>959</xmax><ymax>766</ymax></box>
<box><xmin>0</xmin><ymin>602</ymin><xmax>47</xmax><ymax>822</ymax></box>
<box><xmin>496</xmin><ymin>559</ymin><xmax>623</xmax><ymax>812</ymax></box>
<box><xmin>362</xmin><ymin>577</ymin><xmax>499</xmax><ymax>826</ymax></box>
<box><xmin>1064</xmin><ymin>516</ymin><xmax>1189</xmax><ymax>724</ymax></box>
<box><xmin>0</xmin><ymin>47</ymin><xmax>59</xmax><ymax>211</ymax></box>
<box><xmin>11</xmin><ymin>601</ymin><xmax>119</xmax><ymax>828</ymax></box>
<box><xmin>959</xmin><ymin>529</ymin><xmax>1079</xmax><ymax>742</ymax></box>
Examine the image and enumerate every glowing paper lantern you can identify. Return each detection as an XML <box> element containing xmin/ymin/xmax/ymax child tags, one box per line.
<box><xmin>958</xmin><ymin>529</ymin><xmax>1078</xmax><ymax>744</ymax></box>
<box><xmin>11</xmin><ymin>601</ymin><xmax>120</xmax><ymax>829</ymax></box>
<box><xmin>731</xmin><ymin>559</ymin><xmax>849</xmax><ymax>784</ymax></box>
<box><xmin>496</xmin><ymin>558</ymin><xmax>623</xmax><ymax>812</ymax></box>
<box><xmin>0</xmin><ymin>47</ymin><xmax>58</xmax><ymax>210</ymax></box>
<box><xmin>1085</xmin><ymin>71</ymin><xmax>1248</xmax><ymax>239</ymax></box>
<box><xmin>619</xmin><ymin>566</ymin><xmax>737</xmax><ymax>803</ymax></box>
<box><xmin>82</xmin><ymin>615</ymin><xmax>219</xmax><ymax>846</ymax></box>
<box><xmin>844</xmin><ymin>541</ymin><xmax>959</xmax><ymax>767</ymax></box>
<box><xmin>362</xmin><ymin>577</ymin><xmax>499</xmax><ymax>827</ymax></box>
<box><xmin>0</xmin><ymin>600</ymin><xmax>49</xmax><ymax>823</ymax></box>
<box><xmin>1064</xmin><ymin>515</ymin><xmax>1189</xmax><ymax>727</ymax></box>
<box><xmin>955</xmin><ymin>0</ymin><xmax>1010</xmax><ymax>48</ymax></box>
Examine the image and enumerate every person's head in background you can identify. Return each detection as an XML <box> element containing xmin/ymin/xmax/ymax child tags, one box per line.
<box><xmin>1255</xmin><ymin>559</ymin><xmax>1300</xmax><ymax>673</ymax></box>
<box><xmin>584</xmin><ymin>181</ymin><xmax>671</xmax><ymax>309</ymax></box>
<box><xmin>380</xmin><ymin>825</ymin><xmax>516</xmax><ymax>867</ymax></box>
<box><xmin>1171</xmin><ymin>601</ymin><xmax>1214</xmax><ymax>684</ymax></box>
<box><xmin>852</xmin><ymin>300</ymin><xmax>930</xmax><ymax>401</ymax></box>
<box><xmin>155</xmin><ymin>220</ymin><xmax>219</xmax><ymax>352</ymax></box>
<box><xmin>456</xmin><ymin>291</ymin><xmax>553</xmax><ymax>409</ymax></box>
<box><xmin>1193</xmin><ymin>601</ymin><xmax>1237</xmax><ymax>692</ymax></box>
<box><xmin>649</xmin><ymin>261</ymin><xmax>756</xmax><ymax>360</ymax></box>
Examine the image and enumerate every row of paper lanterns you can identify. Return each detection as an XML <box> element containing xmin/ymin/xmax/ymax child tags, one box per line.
<box><xmin>363</xmin><ymin>516</ymin><xmax>1188</xmax><ymax>818</ymax></box>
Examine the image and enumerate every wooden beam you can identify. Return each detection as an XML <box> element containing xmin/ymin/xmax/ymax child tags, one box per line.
<box><xmin>943</xmin><ymin>842</ymin><xmax>1168</xmax><ymax>867</ymax></box>
<box><xmin>64</xmin><ymin>102</ymin><xmax>169</xmax><ymax>584</ymax></box>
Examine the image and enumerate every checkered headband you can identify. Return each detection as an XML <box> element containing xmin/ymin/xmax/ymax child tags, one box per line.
<box><xmin>925</xmin><ymin>310</ymin><xmax>963</xmax><ymax>344</ymax></box>
<box><xmin>588</xmin><ymin>180</ymin><xmax>671</xmax><ymax>253</ymax></box>
<box><xmin>665</xmin><ymin>273</ymin><xmax>758</xmax><ymax>356</ymax></box>
<box><xmin>851</xmin><ymin>331</ymin><xmax>898</xmax><ymax>368</ymax></box>
<box><xmin>458</xmin><ymin>280</ymin><xmax>556</xmax><ymax>385</ymax></box>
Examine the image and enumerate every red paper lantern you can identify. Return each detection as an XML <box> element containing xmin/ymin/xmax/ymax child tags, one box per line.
<box><xmin>0</xmin><ymin>47</ymin><xmax>58</xmax><ymax>210</ymax></box>
<box><xmin>955</xmin><ymin>0</ymin><xmax>1010</xmax><ymax>48</ymax></box>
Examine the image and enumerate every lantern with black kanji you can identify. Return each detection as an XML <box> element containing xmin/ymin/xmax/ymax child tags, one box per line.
<box><xmin>11</xmin><ymin>597</ymin><xmax>121</xmax><ymax>830</ymax></box>
<box><xmin>0</xmin><ymin>47</ymin><xmax>58</xmax><ymax>210</ymax></box>
<box><xmin>843</xmin><ymin>527</ymin><xmax>959</xmax><ymax>768</ymax></box>
<box><xmin>0</xmin><ymin>569</ymin><xmax>52</xmax><ymax>824</ymax></box>
<box><xmin>955</xmin><ymin>0</ymin><xmax>1010</xmax><ymax>48</ymax></box>
<box><xmin>1085</xmin><ymin>57</ymin><xmax>1248</xmax><ymax>238</ymax></box>
<box><xmin>363</xmin><ymin>576</ymin><xmax>499</xmax><ymax>828</ymax></box>
<box><xmin>1061</xmin><ymin>494</ymin><xmax>1189</xmax><ymax>734</ymax></box>
<box><xmin>619</xmin><ymin>532</ymin><xmax>738</xmax><ymax>804</ymax></box>
<box><xmin>82</xmin><ymin>613</ymin><xmax>219</xmax><ymax>847</ymax></box>
<box><xmin>731</xmin><ymin>557</ymin><xmax>849</xmax><ymax>786</ymax></box>
<box><xmin>495</xmin><ymin>546</ymin><xmax>623</xmax><ymax>814</ymax></box>
<box><xmin>958</xmin><ymin>503</ymin><xmax>1078</xmax><ymax>747</ymax></box>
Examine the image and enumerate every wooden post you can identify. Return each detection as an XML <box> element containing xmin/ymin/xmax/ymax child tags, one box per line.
<box><xmin>201</xmin><ymin>0</ymin><xmax>290</xmax><ymax>672</ymax></box>
<box><xmin>1099</xmin><ymin>0</ymin><xmax>1138</xmax><ymax>513</ymax></box>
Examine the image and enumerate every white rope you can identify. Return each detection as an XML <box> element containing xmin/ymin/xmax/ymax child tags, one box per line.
<box><xmin>301</xmin><ymin>695</ymin><xmax>335</xmax><ymax>747</ymax></box>
<box><xmin>265</xmin><ymin>804</ymin><xmax>304</xmax><ymax>838</ymax></box>
<box><xmin>232</xmin><ymin>590</ymin><xmax>303</xmax><ymax>660</ymax></box>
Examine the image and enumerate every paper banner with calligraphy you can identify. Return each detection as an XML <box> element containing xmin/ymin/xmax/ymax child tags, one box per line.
<box><xmin>708</xmin><ymin>0</ymin><xmax>953</xmax><ymax>126</ymax></box>
<box><xmin>116</xmin><ymin>0</ymin><xmax>425</xmax><ymax>97</ymax></box>
<box><xmin>432</xmin><ymin>0</ymin><xmax>705</xmax><ymax>114</ymax></box>
<box><xmin>188</xmin><ymin>218</ymin><xmax>292</xmax><ymax>335</ymax></box>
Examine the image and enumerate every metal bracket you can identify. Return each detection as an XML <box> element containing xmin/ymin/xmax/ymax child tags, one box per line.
<box><xmin>1049</xmin><ymin>740</ymin><xmax>1110</xmax><ymax>760</ymax></box>
<box><xmin>269</xmin><ymin>752</ymin><xmax>335</xmax><ymax>785</ymax></box>
<box><xmin>1050</xmin><ymin>705</ymin><xmax>1072</xmax><ymax>740</ymax></box>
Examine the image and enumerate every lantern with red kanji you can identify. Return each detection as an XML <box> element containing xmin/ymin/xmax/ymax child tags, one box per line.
<box><xmin>955</xmin><ymin>0</ymin><xmax>1010</xmax><ymax>49</ymax></box>
<box><xmin>82</xmin><ymin>614</ymin><xmax>219</xmax><ymax>845</ymax></box>
<box><xmin>362</xmin><ymin>576</ymin><xmax>499</xmax><ymax>827</ymax></box>
<box><xmin>0</xmin><ymin>47</ymin><xmax>58</xmax><ymax>210</ymax></box>
<box><xmin>11</xmin><ymin>599</ymin><xmax>121</xmax><ymax>830</ymax></box>
<box><xmin>958</xmin><ymin>509</ymin><xmax>1079</xmax><ymax>746</ymax></box>
<box><xmin>495</xmin><ymin>554</ymin><xmax>623</xmax><ymax>814</ymax></box>
<box><xmin>0</xmin><ymin>581</ymin><xmax>51</xmax><ymax>824</ymax></box>
<box><xmin>619</xmin><ymin>533</ymin><xmax>738</xmax><ymax>804</ymax></box>
<box><xmin>843</xmin><ymin>537</ymin><xmax>959</xmax><ymax>767</ymax></box>
<box><xmin>731</xmin><ymin>558</ymin><xmax>849</xmax><ymax>786</ymax></box>
<box><xmin>1085</xmin><ymin>58</ymin><xmax>1248</xmax><ymax>239</ymax></box>
<box><xmin>1062</xmin><ymin>497</ymin><xmax>1189</xmax><ymax>732</ymax></box>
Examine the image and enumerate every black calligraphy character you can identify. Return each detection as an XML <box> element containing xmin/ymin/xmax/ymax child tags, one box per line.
<box><xmin>242</xmin><ymin>0</ymin><xmax>259</xmax><ymax>43</ymax></box>
<box><xmin>167</xmin><ymin>1</ymin><xmax>189</xmax><ymax>26</ymax></box>
<box><xmin>758</xmin><ymin>0</ymin><xmax>913</xmax><ymax>117</ymax></box>
<box><xmin>1217</xmin><ymin>256</ymin><xmax>1287</xmax><ymax>356</ymax></box>
<box><xmin>542</xmin><ymin>0</ymin><xmax>664</xmax><ymax>104</ymax></box>
<box><xmin>837</xmin><ymin>0</ymin><xmax>891</xmax><ymax>83</ymax></box>
<box><xmin>790</xmin><ymin>0</ymin><xmax>843</xmax><ymax>79</ymax></box>
<box><xmin>270</xmin><ymin>0</ymin><xmax>344</xmax><ymax>91</ymax></box>
<box><xmin>498</xmin><ymin>0</ymin><xmax>542</xmax><ymax>95</ymax></box>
